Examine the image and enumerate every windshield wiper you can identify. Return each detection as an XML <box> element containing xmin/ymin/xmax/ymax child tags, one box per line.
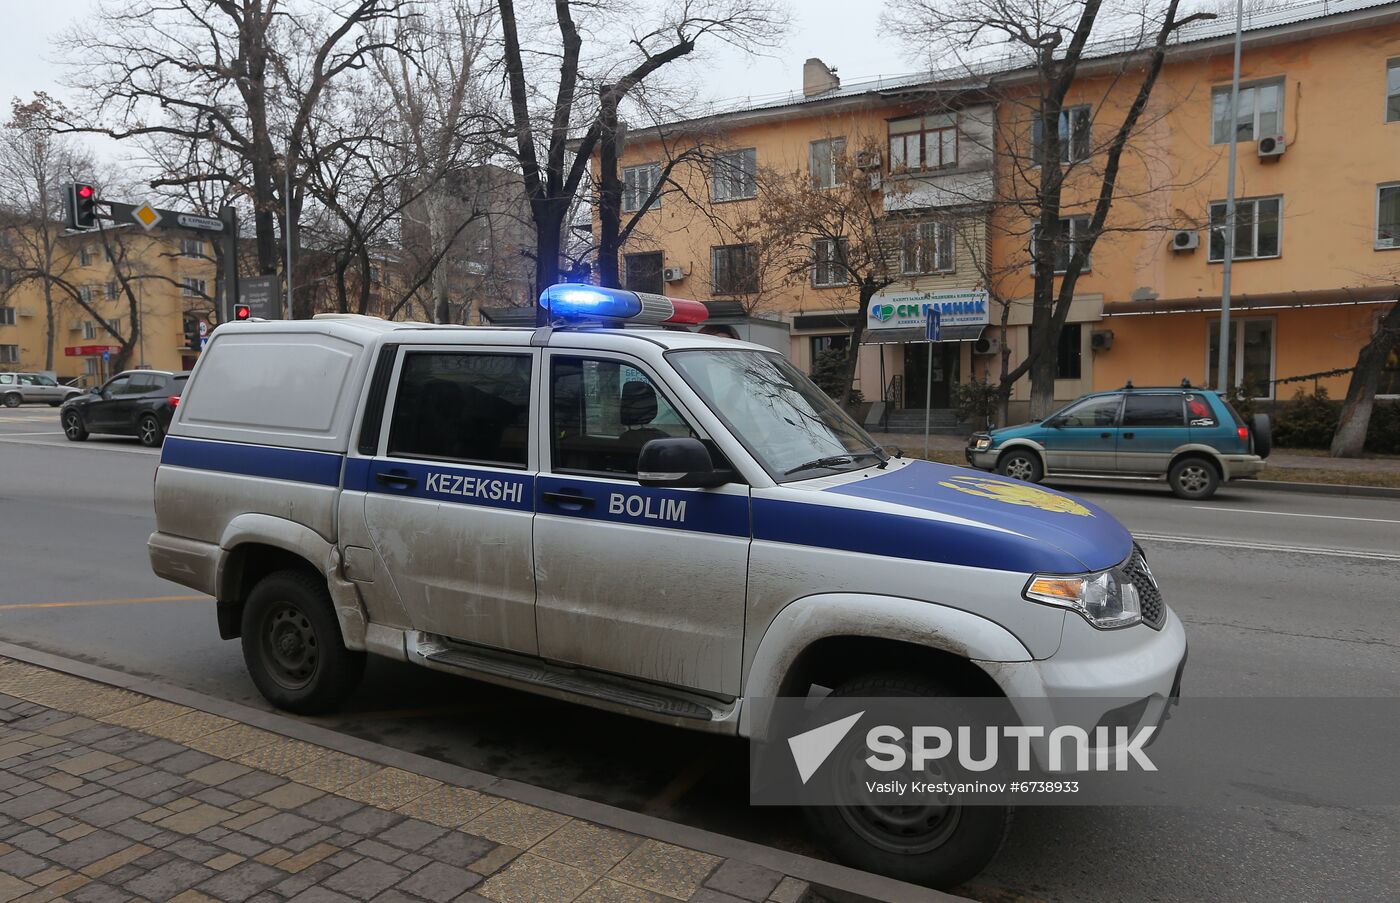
<box><xmin>783</xmin><ymin>451</ymin><xmax>885</xmax><ymax>477</ymax></box>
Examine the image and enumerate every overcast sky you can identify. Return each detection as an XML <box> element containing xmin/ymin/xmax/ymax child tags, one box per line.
<box><xmin>0</xmin><ymin>0</ymin><xmax>898</xmax><ymax>158</ymax></box>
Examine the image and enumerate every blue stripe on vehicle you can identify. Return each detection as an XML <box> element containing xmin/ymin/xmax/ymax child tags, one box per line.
<box><xmin>344</xmin><ymin>458</ymin><xmax>534</xmax><ymax>512</ymax></box>
<box><xmin>535</xmin><ymin>475</ymin><xmax>749</xmax><ymax>536</ymax></box>
<box><xmin>160</xmin><ymin>437</ymin><xmax>343</xmax><ymax>486</ymax></box>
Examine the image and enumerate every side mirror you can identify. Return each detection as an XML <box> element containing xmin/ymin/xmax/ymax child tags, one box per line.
<box><xmin>637</xmin><ymin>437</ymin><xmax>731</xmax><ymax>488</ymax></box>
<box><xmin>1045</xmin><ymin>417</ymin><xmax>1064</xmax><ymax>428</ymax></box>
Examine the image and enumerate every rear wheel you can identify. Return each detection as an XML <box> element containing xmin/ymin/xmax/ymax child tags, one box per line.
<box><xmin>803</xmin><ymin>673</ymin><xmax>1013</xmax><ymax>890</ymax></box>
<box><xmin>241</xmin><ymin>569</ymin><xmax>365</xmax><ymax>714</ymax></box>
<box><xmin>62</xmin><ymin>409</ymin><xmax>88</xmax><ymax>441</ymax></box>
<box><xmin>2</xmin><ymin>392</ymin><xmax>19</xmax><ymax>408</ymax></box>
<box><xmin>137</xmin><ymin>413</ymin><xmax>164</xmax><ymax>447</ymax></box>
<box><xmin>996</xmin><ymin>449</ymin><xmax>1043</xmax><ymax>483</ymax></box>
<box><xmin>1169</xmin><ymin>456</ymin><xmax>1219</xmax><ymax>500</ymax></box>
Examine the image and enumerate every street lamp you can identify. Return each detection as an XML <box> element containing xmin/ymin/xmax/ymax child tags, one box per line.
<box><xmin>1217</xmin><ymin>0</ymin><xmax>1245</xmax><ymax>394</ymax></box>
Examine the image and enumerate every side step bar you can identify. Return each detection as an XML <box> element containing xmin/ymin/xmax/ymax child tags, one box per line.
<box><xmin>407</xmin><ymin>633</ymin><xmax>738</xmax><ymax>729</ymax></box>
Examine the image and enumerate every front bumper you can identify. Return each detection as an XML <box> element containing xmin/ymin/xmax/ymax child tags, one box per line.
<box><xmin>965</xmin><ymin>446</ymin><xmax>998</xmax><ymax>469</ymax></box>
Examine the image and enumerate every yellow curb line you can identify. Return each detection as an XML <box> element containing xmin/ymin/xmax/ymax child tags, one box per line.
<box><xmin>0</xmin><ymin>594</ymin><xmax>208</xmax><ymax>611</ymax></box>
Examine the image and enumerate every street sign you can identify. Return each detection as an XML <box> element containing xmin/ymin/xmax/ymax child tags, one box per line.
<box><xmin>925</xmin><ymin>307</ymin><xmax>942</xmax><ymax>343</ymax></box>
<box><xmin>238</xmin><ymin>275</ymin><xmax>280</xmax><ymax>319</ymax></box>
<box><xmin>198</xmin><ymin>320</ymin><xmax>208</xmax><ymax>337</ymax></box>
<box><xmin>176</xmin><ymin>213</ymin><xmax>224</xmax><ymax>232</ymax></box>
<box><xmin>102</xmin><ymin>349</ymin><xmax>111</xmax><ymax>362</ymax></box>
<box><xmin>131</xmin><ymin>202</ymin><xmax>163</xmax><ymax>231</ymax></box>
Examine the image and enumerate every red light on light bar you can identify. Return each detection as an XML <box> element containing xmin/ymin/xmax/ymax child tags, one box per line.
<box><xmin>663</xmin><ymin>298</ymin><xmax>709</xmax><ymax>325</ymax></box>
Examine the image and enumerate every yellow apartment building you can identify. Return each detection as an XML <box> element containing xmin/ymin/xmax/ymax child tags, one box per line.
<box><xmin>604</xmin><ymin>0</ymin><xmax>1400</xmax><ymax>422</ymax></box>
<box><xmin>0</xmin><ymin>226</ymin><xmax>216</xmax><ymax>383</ymax></box>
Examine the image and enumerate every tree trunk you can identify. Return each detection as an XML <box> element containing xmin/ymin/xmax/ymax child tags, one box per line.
<box><xmin>838</xmin><ymin>281</ymin><xmax>879</xmax><ymax>408</ymax></box>
<box><xmin>596</xmin><ymin>86</ymin><xmax>622</xmax><ymax>289</ymax></box>
<box><xmin>533</xmin><ymin>202</ymin><xmax>565</xmax><ymax>324</ymax></box>
<box><xmin>42</xmin><ymin>276</ymin><xmax>55</xmax><ymax>371</ymax></box>
<box><xmin>1330</xmin><ymin>300</ymin><xmax>1400</xmax><ymax>457</ymax></box>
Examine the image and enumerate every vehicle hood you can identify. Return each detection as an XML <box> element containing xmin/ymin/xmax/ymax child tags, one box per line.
<box><xmin>785</xmin><ymin>459</ymin><xmax>1133</xmax><ymax>574</ymax></box>
<box><xmin>985</xmin><ymin>421</ymin><xmax>1045</xmax><ymax>442</ymax></box>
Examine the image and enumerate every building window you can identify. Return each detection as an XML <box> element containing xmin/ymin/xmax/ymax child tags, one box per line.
<box><xmin>1378</xmin><ymin>183</ymin><xmax>1400</xmax><ymax>248</ymax></box>
<box><xmin>108</xmin><ymin>317</ymin><xmax>122</xmax><ymax>336</ymax></box>
<box><xmin>711</xmin><ymin>149</ymin><xmax>757</xmax><ymax>201</ymax></box>
<box><xmin>809</xmin><ymin>334</ymin><xmax>850</xmax><ymax>361</ymax></box>
<box><xmin>888</xmin><ymin>113</ymin><xmax>957</xmax><ymax>172</ymax></box>
<box><xmin>82</xmin><ymin>321</ymin><xmax>97</xmax><ymax>340</ymax></box>
<box><xmin>0</xmin><ymin>344</ymin><xmax>18</xmax><ymax>364</ymax></box>
<box><xmin>78</xmin><ymin>246</ymin><xmax>93</xmax><ymax>266</ymax></box>
<box><xmin>1209</xmin><ymin>196</ymin><xmax>1281</xmax><ymax>261</ymax></box>
<box><xmin>1033</xmin><ymin>216</ymin><xmax>1092</xmax><ymax>273</ymax></box>
<box><xmin>1208</xmin><ymin>318</ymin><xmax>1275</xmax><ymax>397</ymax></box>
<box><xmin>623</xmin><ymin>252</ymin><xmax>665</xmax><ymax>295</ymax></box>
<box><xmin>105</xmin><ymin>281</ymin><xmax>119</xmax><ymax>300</ymax></box>
<box><xmin>901</xmin><ymin>221</ymin><xmax>955</xmax><ymax>274</ymax></box>
<box><xmin>0</xmin><ymin>307</ymin><xmax>15</xmax><ymax>326</ymax></box>
<box><xmin>809</xmin><ymin>137</ymin><xmax>846</xmax><ymax>189</ymax></box>
<box><xmin>181</xmin><ymin>277</ymin><xmax>207</xmax><ymax>297</ymax></box>
<box><xmin>811</xmin><ymin>238</ymin><xmax>848</xmax><ymax>287</ymax></box>
<box><xmin>711</xmin><ymin>244</ymin><xmax>758</xmax><ymax>295</ymax></box>
<box><xmin>1056</xmin><ymin>323</ymin><xmax>1082</xmax><ymax>380</ymax></box>
<box><xmin>180</xmin><ymin>238</ymin><xmax>205</xmax><ymax>258</ymax></box>
<box><xmin>1388</xmin><ymin>59</ymin><xmax>1400</xmax><ymax>123</ymax></box>
<box><xmin>622</xmin><ymin>163</ymin><xmax>661</xmax><ymax>213</ymax></box>
<box><xmin>1211</xmin><ymin>78</ymin><xmax>1284</xmax><ymax>143</ymax></box>
<box><xmin>1033</xmin><ymin>105</ymin><xmax>1092</xmax><ymax>164</ymax></box>
<box><xmin>78</xmin><ymin>285</ymin><xmax>93</xmax><ymax>304</ymax></box>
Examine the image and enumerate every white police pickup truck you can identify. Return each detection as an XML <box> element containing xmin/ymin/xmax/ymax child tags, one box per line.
<box><xmin>149</xmin><ymin>285</ymin><xmax>1186</xmax><ymax>888</ymax></box>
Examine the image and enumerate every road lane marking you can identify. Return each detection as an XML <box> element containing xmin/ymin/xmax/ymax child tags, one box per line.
<box><xmin>1191</xmin><ymin>506</ymin><xmax>1400</xmax><ymax>526</ymax></box>
<box><xmin>0</xmin><ymin>436</ymin><xmax>159</xmax><ymax>455</ymax></box>
<box><xmin>0</xmin><ymin>595</ymin><xmax>207</xmax><ymax>611</ymax></box>
<box><xmin>0</xmin><ymin>431</ymin><xmax>65</xmax><ymax>437</ymax></box>
<box><xmin>1135</xmin><ymin>532</ymin><xmax>1400</xmax><ymax>562</ymax></box>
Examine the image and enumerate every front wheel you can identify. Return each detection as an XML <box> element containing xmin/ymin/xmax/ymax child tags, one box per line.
<box><xmin>996</xmin><ymin>449</ymin><xmax>1043</xmax><ymax>483</ymax></box>
<box><xmin>137</xmin><ymin>413</ymin><xmax>164</xmax><ymax>447</ymax></box>
<box><xmin>803</xmin><ymin>674</ymin><xmax>1013</xmax><ymax>889</ymax></box>
<box><xmin>241</xmin><ymin>569</ymin><xmax>365</xmax><ymax>714</ymax></box>
<box><xmin>2</xmin><ymin>392</ymin><xmax>20</xmax><ymax>408</ymax></box>
<box><xmin>1169</xmin><ymin>456</ymin><xmax>1219</xmax><ymax>500</ymax></box>
<box><xmin>62</xmin><ymin>409</ymin><xmax>89</xmax><ymax>441</ymax></box>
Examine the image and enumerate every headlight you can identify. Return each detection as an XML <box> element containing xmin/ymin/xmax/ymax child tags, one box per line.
<box><xmin>1024</xmin><ymin>563</ymin><xmax>1142</xmax><ymax>628</ymax></box>
<box><xmin>973</xmin><ymin>437</ymin><xmax>993</xmax><ymax>451</ymax></box>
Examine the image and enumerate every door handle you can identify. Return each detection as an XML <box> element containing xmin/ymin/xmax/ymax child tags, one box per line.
<box><xmin>542</xmin><ymin>490</ymin><xmax>595</xmax><ymax>508</ymax></box>
<box><xmin>375</xmin><ymin>470</ymin><xmax>418</xmax><ymax>489</ymax></box>
<box><xmin>1122</xmin><ymin>432</ymin><xmax>1135</xmax><ymax>440</ymax></box>
<box><xmin>1100</xmin><ymin>432</ymin><xmax>1112</xmax><ymax>439</ymax></box>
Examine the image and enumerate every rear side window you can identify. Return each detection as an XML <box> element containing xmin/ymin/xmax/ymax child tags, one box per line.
<box><xmin>0</xmin><ymin>375</ymin><xmax>12</xmax><ymax>384</ymax></box>
<box><xmin>1186</xmin><ymin>393</ymin><xmax>1219</xmax><ymax>427</ymax></box>
<box><xmin>1122</xmin><ymin>394</ymin><xmax>1185</xmax><ymax>427</ymax></box>
<box><xmin>387</xmin><ymin>351</ymin><xmax>531</xmax><ymax>468</ymax></box>
<box><xmin>127</xmin><ymin>374</ymin><xmax>166</xmax><ymax>394</ymax></box>
<box><xmin>1219</xmin><ymin>396</ymin><xmax>1246</xmax><ymax>428</ymax></box>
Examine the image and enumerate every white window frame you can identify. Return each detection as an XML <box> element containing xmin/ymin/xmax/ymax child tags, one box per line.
<box><xmin>1211</xmin><ymin>77</ymin><xmax>1284</xmax><ymax>144</ymax></box>
<box><xmin>105</xmin><ymin>281</ymin><xmax>119</xmax><ymax>300</ymax></box>
<box><xmin>622</xmin><ymin>163</ymin><xmax>662</xmax><ymax>213</ymax></box>
<box><xmin>0</xmin><ymin>307</ymin><xmax>15</xmax><ymax>326</ymax></box>
<box><xmin>1377</xmin><ymin>182</ymin><xmax>1400</xmax><ymax>249</ymax></box>
<box><xmin>0</xmin><ymin>344</ymin><xmax>18</xmax><ymax>364</ymax></box>
<box><xmin>1031</xmin><ymin>215</ymin><xmax>1093</xmax><ymax>274</ymax></box>
<box><xmin>711</xmin><ymin>149</ymin><xmax>757</xmax><ymax>202</ymax></box>
<box><xmin>78</xmin><ymin>285</ymin><xmax>93</xmax><ymax>304</ymax></box>
<box><xmin>78</xmin><ymin>246</ymin><xmax>93</xmax><ymax>266</ymax></box>
<box><xmin>1387</xmin><ymin>58</ymin><xmax>1400</xmax><ymax>124</ymax></box>
<box><xmin>82</xmin><ymin>321</ymin><xmax>97</xmax><ymax>340</ymax></box>
<box><xmin>1205</xmin><ymin>316</ymin><xmax>1276</xmax><ymax>399</ymax></box>
<box><xmin>901</xmin><ymin>221</ymin><xmax>955</xmax><ymax>275</ymax></box>
<box><xmin>811</xmin><ymin>238</ymin><xmax>849</xmax><ymax>287</ymax></box>
<box><xmin>809</xmin><ymin>137</ymin><xmax>846</xmax><ymax>189</ymax></box>
<box><xmin>888</xmin><ymin>113</ymin><xmax>958</xmax><ymax>173</ymax></box>
<box><xmin>180</xmin><ymin>238</ymin><xmax>205</xmax><ymax>258</ymax></box>
<box><xmin>1032</xmin><ymin>105</ymin><xmax>1093</xmax><ymax>165</ymax></box>
<box><xmin>1208</xmin><ymin>196</ymin><xmax>1282</xmax><ymax>262</ymax></box>
<box><xmin>181</xmin><ymin>277</ymin><xmax>207</xmax><ymax>298</ymax></box>
<box><xmin>711</xmin><ymin>243</ymin><xmax>758</xmax><ymax>295</ymax></box>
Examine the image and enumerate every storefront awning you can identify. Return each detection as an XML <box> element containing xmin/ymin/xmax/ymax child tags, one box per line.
<box><xmin>861</xmin><ymin>325</ymin><xmax>985</xmax><ymax>345</ymax></box>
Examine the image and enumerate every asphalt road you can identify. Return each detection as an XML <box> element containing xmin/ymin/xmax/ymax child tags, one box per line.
<box><xmin>1</xmin><ymin>407</ymin><xmax>1397</xmax><ymax>902</ymax></box>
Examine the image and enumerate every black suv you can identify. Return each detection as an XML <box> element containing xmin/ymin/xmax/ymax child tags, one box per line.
<box><xmin>60</xmin><ymin>370</ymin><xmax>190</xmax><ymax>447</ymax></box>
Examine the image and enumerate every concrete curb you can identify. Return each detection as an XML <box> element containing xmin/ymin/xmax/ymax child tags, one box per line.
<box><xmin>0</xmin><ymin>639</ymin><xmax>963</xmax><ymax>903</ymax></box>
<box><xmin>1236</xmin><ymin>478</ymin><xmax>1400</xmax><ymax>500</ymax></box>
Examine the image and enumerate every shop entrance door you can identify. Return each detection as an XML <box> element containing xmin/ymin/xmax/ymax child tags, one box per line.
<box><xmin>902</xmin><ymin>343</ymin><xmax>960</xmax><ymax>409</ymax></box>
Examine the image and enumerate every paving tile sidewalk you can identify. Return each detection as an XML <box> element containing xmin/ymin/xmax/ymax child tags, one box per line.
<box><xmin>0</xmin><ymin>658</ymin><xmax>816</xmax><ymax>903</ymax></box>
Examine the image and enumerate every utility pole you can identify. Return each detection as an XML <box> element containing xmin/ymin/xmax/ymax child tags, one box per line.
<box><xmin>1217</xmin><ymin>0</ymin><xmax>1244</xmax><ymax>393</ymax></box>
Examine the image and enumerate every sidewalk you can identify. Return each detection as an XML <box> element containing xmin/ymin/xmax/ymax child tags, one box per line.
<box><xmin>0</xmin><ymin>654</ymin><xmax>945</xmax><ymax>903</ymax></box>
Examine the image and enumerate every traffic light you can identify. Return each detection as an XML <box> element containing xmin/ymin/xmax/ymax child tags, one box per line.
<box><xmin>234</xmin><ymin>304</ymin><xmax>252</xmax><ymax>321</ymax></box>
<box><xmin>65</xmin><ymin>182</ymin><xmax>98</xmax><ymax>230</ymax></box>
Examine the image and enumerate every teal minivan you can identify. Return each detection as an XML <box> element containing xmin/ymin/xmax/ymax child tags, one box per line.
<box><xmin>965</xmin><ymin>383</ymin><xmax>1271</xmax><ymax>500</ymax></box>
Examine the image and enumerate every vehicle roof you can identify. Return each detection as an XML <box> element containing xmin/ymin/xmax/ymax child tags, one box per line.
<box><xmin>1082</xmin><ymin>385</ymin><xmax>1218</xmax><ymax>396</ymax></box>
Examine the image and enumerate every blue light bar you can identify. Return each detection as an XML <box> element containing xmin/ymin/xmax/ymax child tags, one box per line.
<box><xmin>539</xmin><ymin>285</ymin><xmax>643</xmax><ymax>320</ymax></box>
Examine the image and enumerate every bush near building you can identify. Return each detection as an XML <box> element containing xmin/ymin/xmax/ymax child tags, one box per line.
<box><xmin>1271</xmin><ymin>389</ymin><xmax>1399</xmax><ymax>454</ymax></box>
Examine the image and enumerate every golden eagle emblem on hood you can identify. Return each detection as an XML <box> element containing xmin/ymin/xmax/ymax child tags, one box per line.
<box><xmin>937</xmin><ymin>474</ymin><xmax>1093</xmax><ymax>517</ymax></box>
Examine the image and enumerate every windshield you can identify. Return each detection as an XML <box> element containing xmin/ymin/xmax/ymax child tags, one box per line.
<box><xmin>668</xmin><ymin>348</ymin><xmax>882</xmax><ymax>482</ymax></box>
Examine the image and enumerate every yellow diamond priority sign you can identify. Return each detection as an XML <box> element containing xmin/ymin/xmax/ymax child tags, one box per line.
<box><xmin>132</xmin><ymin>202</ymin><xmax>162</xmax><ymax>231</ymax></box>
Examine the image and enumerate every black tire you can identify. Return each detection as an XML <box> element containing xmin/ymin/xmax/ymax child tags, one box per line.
<box><xmin>1251</xmin><ymin>413</ymin><xmax>1272</xmax><ymax>459</ymax></box>
<box><xmin>61</xmin><ymin>409</ymin><xmax>89</xmax><ymax>441</ymax></box>
<box><xmin>137</xmin><ymin>413</ymin><xmax>165</xmax><ymax>447</ymax></box>
<box><xmin>803</xmin><ymin>673</ymin><xmax>1013</xmax><ymax>890</ymax></box>
<box><xmin>996</xmin><ymin>448</ymin><xmax>1043</xmax><ymax>483</ymax></box>
<box><xmin>48</xmin><ymin>401</ymin><xmax>62</xmax><ymax>407</ymax></box>
<box><xmin>1</xmin><ymin>392</ymin><xmax>19</xmax><ymax>408</ymax></box>
<box><xmin>1169</xmin><ymin>455</ymin><xmax>1219</xmax><ymax>500</ymax></box>
<box><xmin>241</xmin><ymin>569</ymin><xmax>365</xmax><ymax>714</ymax></box>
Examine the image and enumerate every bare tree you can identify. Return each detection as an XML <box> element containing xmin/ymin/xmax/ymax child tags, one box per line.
<box><xmin>889</xmin><ymin>0</ymin><xmax>1212</xmax><ymax>420</ymax></box>
<box><xmin>494</xmin><ymin>0</ymin><xmax>783</xmax><ymax>318</ymax></box>
<box><xmin>1331</xmin><ymin>294</ymin><xmax>1400</xmax><ymax>457</ymax></box>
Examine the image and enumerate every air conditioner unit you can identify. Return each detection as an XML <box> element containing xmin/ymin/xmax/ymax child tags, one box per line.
<box><xmin>1171</xmin><ymin>230</ymin><xmax>1199</xmax><ymax>252</ymax></box>
<box><xmin>866</xmin><ymin>172</ymin><xmax>883</xmax><ymax>192</ymax></box>
<box><xmin>854</xmin><ymin>150</ymin><xmax>882</xmax><ymax>170</ymax></box>
<box><xmin>1091</xmin><ymin>329</ymin><xmax>1115</xmax><ymax>351</ymax></box>
<box><xmin>1257</xmin><ymin>135</ymin><xmax>1286</xmax><ymax>159</ymax></box>
<box><xmin>972</xmin><ymin>336</ymin><xmax>1001</xmax><ymax>355</ymax></box>
<box><xmin>661</xmin><ymin>265</ymin><xmax>685</xmax><ymax>282</ymax></box>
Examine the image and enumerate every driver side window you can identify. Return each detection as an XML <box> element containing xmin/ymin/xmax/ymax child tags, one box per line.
<box><xmin>103</xmin><ymin>376</ymin><xmax>131</xmax><ymax>396</ymax></box>
<box><xmin>550</xmin><ymin>356</ymin><xmax>695</xmax><ymax>477</ymax></box>
<box><xmin>1057</xmin><ymin>395</ymin><xmax>1122</xmax><ymax>428</ymax></box>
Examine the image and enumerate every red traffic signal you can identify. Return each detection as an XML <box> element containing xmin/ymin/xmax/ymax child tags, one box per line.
<box><xmin>66</xmin><ymin>182</ymin><xmax>98</xmax><ymax>230</ymax></box>
<box><xmin>234</xmin><ymin>304</ymin><xmax>252</xmax><ymax>321</ymax></box>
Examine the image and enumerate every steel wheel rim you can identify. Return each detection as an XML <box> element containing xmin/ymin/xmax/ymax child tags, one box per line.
<box><xmin>834</xmin><ymin>746</ymin><xmax>961</xmax><ymax>855</ymax></box>
<box><xmin>260</xmin><ymin>602</ymin><xmax>319</xmax><ymax>690</ymax></box>
<box><xmin>2</xmin><ymin>395</ymin><xmax>18</xmax><ymax>408</ymax></box>
<box><xmin>139</xmin><ymin>417</ymin><xmax>159</xmax><ymax>445</ymax></box>
<box><xmin>63</xmin><ymin>412</ymin><xmax>82</xmax><ymax>438</ymax></box>
<box><xmin>1005</xmin><ymin>456</ymin><xmax>1033</xmax><ymax>481</ymax></box>
<box><xmin>1179</xmin><ymin>465</ymin><xmax>1210</xmax><ymax>493</ymax></box>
